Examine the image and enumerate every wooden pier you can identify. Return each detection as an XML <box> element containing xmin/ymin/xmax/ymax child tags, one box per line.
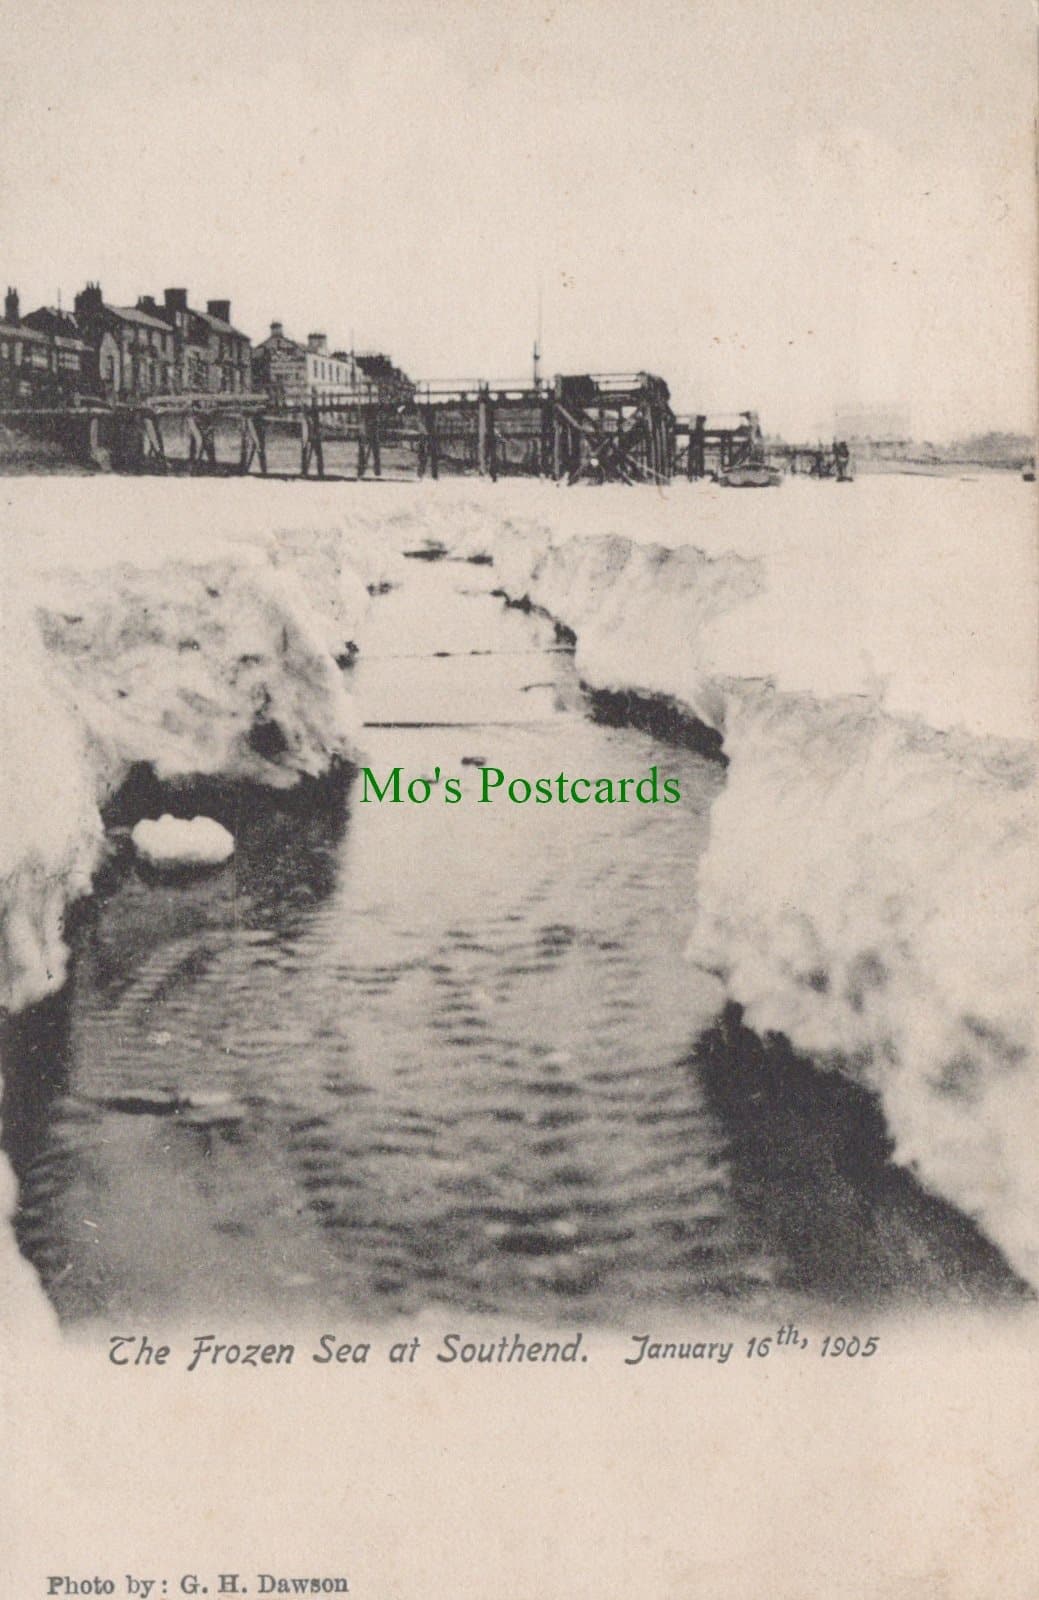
<box><xmin>1</xmin><ymin>371</ymin><xmax>682</xmax><ymax>485</ymax></box>
<box><xmin>1</xmin><ymin>381</ymin><xmax>788</xmax><ymax>486</ymax></box>
<box><xmin>673</xmin><ymin>411</ymin><xmax>765</xmax><ymax>480</ymax></box>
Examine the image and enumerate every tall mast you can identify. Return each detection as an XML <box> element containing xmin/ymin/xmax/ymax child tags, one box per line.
<box><xmin>532</xmin><ymin>283</ymin><xmax>543</xmax><ymax>389</ymax></box>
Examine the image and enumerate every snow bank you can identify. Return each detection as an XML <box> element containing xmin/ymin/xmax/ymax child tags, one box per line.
<box><xmin>31</xmin><ymin>552</ymin><xmax>358</xmax><ymax>792</ymax></box>
<box><xmin>698</xmin><ymin>692</ymin><xmax>1036</xmax><ymax>1282</ymax></box>
<box><xmin>0</xmin><ymin>477</ymin><xmax>392</xmax><ymax>1019</ymax></box>
<box><xmin>0</xmin><ymin>473</ymin><xmax>1035</xmax><ymax>1310</ymax></box>
<box><xmin>0</xmin><ymin>593</ymin><xmax>103</xmax><ymax>1015</ymax></box>
<box><xmin>131</xmin><ymin>814</ymin><xmax>235</xmax><ymax>868</ymax></box>
<box><xmin>1</xmin><ymin>476</ymin><xmax>394</xmax><ymax>1326</ymax></box>
<box><xmin>442</xmin><ymin>476</ymin><xmax>1039</xmax><ymax>1284</ymax></box>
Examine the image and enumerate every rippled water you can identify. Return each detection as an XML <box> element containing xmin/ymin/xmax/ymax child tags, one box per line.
<box><xmin>4</xmin><ymin>557</ymin><xmax>1023</xmax><ymax>1323</ymax></box>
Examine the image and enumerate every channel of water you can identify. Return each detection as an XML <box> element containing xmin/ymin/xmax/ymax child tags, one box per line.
<box><xmin>2</xmin><ymin>556</ymin><xmax>1022</xmax><ymax>1324</ymax></box>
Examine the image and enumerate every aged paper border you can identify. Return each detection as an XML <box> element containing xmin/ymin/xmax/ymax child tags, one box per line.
<box><xmin>3</xmin><ymin>1</ymin><xmax>1038</xmax><ymax>1595</ymax></box>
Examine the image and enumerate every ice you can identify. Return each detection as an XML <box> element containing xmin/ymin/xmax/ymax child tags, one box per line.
<box><xmin>0</xmin><ymin>479</ymin><xmax>400</xmax><ymax>1323</ymax></box>
<box><xmin>0</xmin><ymin>592</ymin><xmax>102</xmax><ymax>1015</ymax></box>
<box><xmin>131</xmin><ymin>813</ymin><xmax>235</xmax><ymax>868</ymax></box>
<box><xmin>438</xmin><ymin>475</ymin><xmax>1038</xmax><ymax>1284</ymax></box>
<box><xmin>0</xmin><ymin>473</ymin><xmax>1035</xmax><ymax>1310</ymax></box>
<box><xmin>0</xmin><ymin>480</ymin><xmax>389</xmax><ymax>1020</ymax></box>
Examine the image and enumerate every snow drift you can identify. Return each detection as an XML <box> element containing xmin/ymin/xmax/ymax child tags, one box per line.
<box><xmin>0</xmin><ymin>477</ymin><xmax>403</xmax><ymax>1017</ymax></box>
<box><xmin>1</xmin><ymin>478</ymin><xmax>395</xmax><ymax>1326</ymax></box>
<box><xmin>0</xmin><ymin>472</ymin><xmax>1035</xmax><ymax>1311</ymax></box>
<box><xmin>446</xmin><ymin>476</ymin><xmax>1039</xmax><ymax>1286</ymax></box>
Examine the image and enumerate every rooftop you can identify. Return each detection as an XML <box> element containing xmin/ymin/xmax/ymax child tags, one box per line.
<box><xmin>0</xmin><ymin>320</ymin><xmax>52</xmax><ymax>344</ymax></box>
<box><xmin>112</xmin><ymin>304</ymin><xmax>174</xmax><ymax>332</ymax></box>
<box><xmin>195</xmin><ymin>308</ymin><xmax>249</xmax><ymax>340</ymax></box>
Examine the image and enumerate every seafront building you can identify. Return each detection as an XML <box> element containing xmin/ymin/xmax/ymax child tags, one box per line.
<box><xmin>253</xmin><ymin>323</ymin><xmax>363</xmax><ymax>404</ymax></box>
<box><xmin>63</xmin><ymin>284</ymin><xmax>177</xmax><ymax>400</ymax></box>
<box><xmin>252</xmin><ymin>322</ymin><xmax>414</xmax><ymax>406</ymax></box>
<box><xmin>2</xmin><ymin>288</ymin><xmax>90</xmax><ymax>406</ymax></box>
<box><xmin>136</xmin><ymin>289</ymin><xmax>252</xmax><ymax>395</ymax></box>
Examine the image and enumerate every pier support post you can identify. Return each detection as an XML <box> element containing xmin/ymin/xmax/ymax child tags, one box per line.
<box><xmin>690</xmin><ymin>415</ymin><xmax>706</xmax><ymax>480</ymax></box>
<box><xmin>239</xmin><ymin>413</ymin><xmax>266</xmax><ymax>475</ymax></box>
<box><xmin>552</xmin><ymin>377</ymin><xmax>565</xmax><ymax>481</ymax></box>
<box><xmin>477</xmin><ymin>388</ymin><xmax>497</xmax><ymax>480</ymax></box>
<box><xmin>188</xmin><ymin>412</ymin><xmax>217</xmax><ymax>473</ymax></box>
<box><xmin>370</xmin><ymin>408</ymin><xmax>381</xmax><ymax>478</ymax></box>
<box><xmin>301</xmin><ymin>403</ymin><xmax>324</xmax><ymax>477</ymax></box>
<box><xmin>418</xmin><ymin>406</ymin><xmax>439</xmax><ymax>480</ymax></box>
<box><xmin>141</xmin><ymin>409</ymin><xmax>167</xmax><ymax>472</ymax></box>
<box><xmin>539</xmin><ymin>395</ymin><xmax>552</xmax><ymax>476</ymax></box>
<box><xmin>356</xmin><ymin>408</ymin><xmax>380</xmax><ymax>479</ymax></box>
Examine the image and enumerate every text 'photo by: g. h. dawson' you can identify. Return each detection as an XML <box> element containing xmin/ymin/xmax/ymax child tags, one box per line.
<box><xmin>1</xmin><ymin>1</ymin><xmax>1036</xmax><ymax>1596</ymax></box>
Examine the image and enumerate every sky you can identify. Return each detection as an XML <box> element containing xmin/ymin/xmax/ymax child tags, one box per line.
<box><xmin>0</xmin><ymin>0</ymin><xmax>1035</xmax><ymax>439</ymax></box>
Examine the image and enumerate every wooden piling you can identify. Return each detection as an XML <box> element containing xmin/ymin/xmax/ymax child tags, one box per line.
<box><xmin>369</xmin><ymin>408</ymin><xmax>381</xmax><ymax>478</ymax></box>
<box><xmin>539</xmin><ymin>395</ymin><xmax>552</xmax><ymax>476</ymax></box>
<box><xmin>552</xmin><ymin>377</ymin><xmax>565</xmax><ymax>480</ymax></box>
<box><xmin>301</xmin><ymin>403</ymin><xmax>324</xmax><ymax>478</ymax></box>
<box><xmin>418</xmin><ymin>405</ymin><xmax>439</xmax><ymax>480</ymax></box>
<box><xmin>477</xmin><ymin>388</ymin><xmax>497</xmax><ymax>480</ymax></box>
<box><xmin>188</xmin><ymin>411</ymin><xmax>217</xmax><ymax>473</ymax></box>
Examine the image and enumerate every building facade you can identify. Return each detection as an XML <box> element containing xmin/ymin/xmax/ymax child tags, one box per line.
<box><xmin>252</xmin><ymin>324</ymin><xmax>362</xmax><ymax>405</ymax></box>
<box><xmin>137</xmin><ymin>289</ymin><xmax>252</xmax><ymax>394</ymax></box>
<box><xmin>2</xmin><ymin>289</ymin><xmax>90</xmax><ymax>405</ymax></box>
<box><xmin>253</xmin><ymin>323</ymin><xmax>414</xmax><ymax>406</ymax></box>
<box><xmin>70</xmin><ymin>284</ymin><xmax>176</xmax><ymax>400</ymax></box>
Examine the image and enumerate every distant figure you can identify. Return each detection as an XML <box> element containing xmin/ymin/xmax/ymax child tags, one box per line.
<box><xmin>834</xmin><ymin>438</ymin><xmax>852</xmax><ymax>481</ymax></box>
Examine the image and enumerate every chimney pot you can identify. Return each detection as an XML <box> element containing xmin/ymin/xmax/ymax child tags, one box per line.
<box><xmin>74</xmin><ymin>283</ymin><xmax>103</xmax><ymax>317</ymax></box>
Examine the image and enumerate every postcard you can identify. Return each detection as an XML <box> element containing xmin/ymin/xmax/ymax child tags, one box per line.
<box><xmin>2</xmin><ymin>1</ymin><xmax>1036</xmax><ymax>1595</ymax></box>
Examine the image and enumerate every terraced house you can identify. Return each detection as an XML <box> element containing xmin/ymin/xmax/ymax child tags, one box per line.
<box><xmin>252</xmin><ymin>323</ymin><xmax>359</xmax><ymax>405</ymax></box>
<box><xmin>1</xmin><ymin>288</ymin><xmax>89</xmax><ymax>405</ymax></box>
<box><xmin>252</xmin><ymin>322</ymin><xmax>414</xmax><ymax>406</ymax></box>
<box><xmin>137</xmin><ymin>288</ymin><xmax>252</xmax><ymax>394</ymax></box>
<box><xmin>71</xmin><ymin>283</ymin><xmax>176</xmax><ymax>399</ymax></box>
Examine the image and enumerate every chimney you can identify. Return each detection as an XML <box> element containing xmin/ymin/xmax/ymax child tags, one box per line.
<box><xmin>137</xmin><ymin>294</ymin><xmax>160</xmax><ymax>315</ymax></box>
<box><xmin>307</xmin><ymin>332</ymin><xmax>328</xmax><ymax>354</ymax></box>
<box><xmin>207</xmin><ymin>298</ymin><xmax>231</xmax><ymax>323</ymax></box>
<box><xmin>74</xmin><ymin>282</ymin><xmax>103</xmax><ymax>317</ymax></box>
<box><xmin>3</xmin><ymin>287</ymin><xmax>18</xmax><ymax>325</ymax></box>
<box><xmin>270</xmin><ymin>321</ymin><xmax>284</xmax><ymax>337</ymax></box>
<box><xmin>164</xmin><ymin>287</ymin><xmax>188</xmax><ymax>313</ymax></box>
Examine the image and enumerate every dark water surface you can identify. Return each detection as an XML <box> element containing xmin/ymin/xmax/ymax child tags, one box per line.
<box><xmin>4</xmin><ymin>558</ymin><xmax>1023</xmax><ymax>1322</ymax></box>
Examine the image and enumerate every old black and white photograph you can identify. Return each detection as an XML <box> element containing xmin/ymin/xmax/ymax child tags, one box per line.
<box><xmin>1</xmin><ymin>0</ymin><xmax>1036</xmax><ymax>1594</ymax></box>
